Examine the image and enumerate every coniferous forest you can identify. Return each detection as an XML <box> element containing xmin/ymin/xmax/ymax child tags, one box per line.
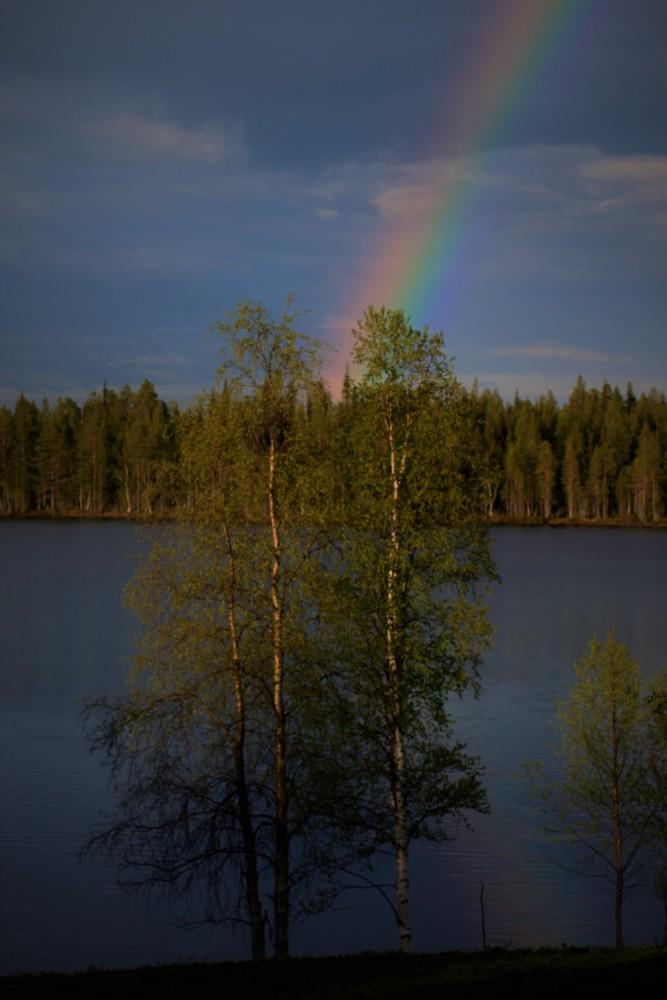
<box><xmin>1</xmin><ymin>369</ymin><xmax>665</xmax><ymax>523</ymax></box>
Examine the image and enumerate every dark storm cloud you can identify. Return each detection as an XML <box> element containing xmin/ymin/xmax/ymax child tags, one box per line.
<box><xmin>4</xmin><ymin>0</ymin><xmax>666</xmax><ymax>165</ymax></box>
<box><xmin>0</xmin><ymin>0</ymin><xmax>665</xmax><ymax>401</ymax></box>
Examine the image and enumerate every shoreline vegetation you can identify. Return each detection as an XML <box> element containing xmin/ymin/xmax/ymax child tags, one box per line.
<box><xmin>2</xmin><ymin>374</ymin><xmax>665</xmax><ymax>524</ymax></box>
<box><xmin>2</xmin><ymin>509</ymin><xmax>666</xmax><ymax>528</ymax></box>
<box><xmin>4</xmin><ymin>948</ymin><xmax>667</xmax><ymax>997</ymax></box>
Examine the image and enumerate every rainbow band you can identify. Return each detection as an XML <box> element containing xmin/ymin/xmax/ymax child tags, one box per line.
<box><xmin>345</xmin><ymin>0</ymin><xmax>588</xmax><ymax>331</ymax></box>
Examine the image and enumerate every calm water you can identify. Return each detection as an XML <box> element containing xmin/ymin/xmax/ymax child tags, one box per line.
<box><xmin>1</xmin><ymin>521</ymin><xmax>666</xmax><ymax>972</ymax></box>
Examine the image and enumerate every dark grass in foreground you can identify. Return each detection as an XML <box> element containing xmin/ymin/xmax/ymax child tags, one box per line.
<box><xmin>4</xmin><ymin>948</ymin><xmax>666</xmax><ymax>999</ymax></box>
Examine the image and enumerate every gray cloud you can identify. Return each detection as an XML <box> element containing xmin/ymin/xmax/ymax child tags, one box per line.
<box><xmin>1</xmin><ymin>76</ymin><xmax>245</xmax><ymax>155</ymax></box>
<box><xmin>83</xmin><ymin>112</ymin><xmax>239</xmax><ymax>165</ymax></box>
<box><xmin>109</xmin><ymin>353</ymin><xmax>191</xmax><ymax>369</ymax></box>
<box><xmin>579</xmin><ymin>155</ymin><xmax>667</xmax><ymax>187</ymax></box>
<box><xmin>492</xmin><ymin>345</ymin><xmax>631</xmax><ymax>364</ymax></box>
<box><xmin>369</xmin><ymin>145</ymin><xmax>667</xmax><ymax>227</ymax></box>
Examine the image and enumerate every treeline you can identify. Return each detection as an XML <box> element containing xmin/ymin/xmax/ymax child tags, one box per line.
<box><xmin>1</xmin><ymin>374</ymin><xmax>665</xmax><ymax>522</ymax></box>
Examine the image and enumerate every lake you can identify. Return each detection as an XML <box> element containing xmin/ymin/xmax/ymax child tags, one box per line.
<box><xmin>1</xmin><ymin>521</ymin><xmax>665</xmax><ymax>972</ymax></box>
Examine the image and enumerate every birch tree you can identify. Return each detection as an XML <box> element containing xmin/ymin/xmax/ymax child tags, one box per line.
<box><xmin>84</xmin><ymin>382</ymin><xmax>273</xmax><ymax>958</ymax></box>
<box><xmin>213</xmin><ymin>299</ymin><xmax>330</xmax><ymax>956</ymax></box>
<box><xmin>85</xmin><ymin>301</ymin><xmax>339</xmax><ymax>959</ymax></box>
<box><xmin>526</xmin><ymin>632</ymin><xmax>659</xmax><ymax>946</ymax></box>
<box><xmin>323</xmin><ymin>306</ymin><xmax>495</xmax><ymax>953</ymax></box>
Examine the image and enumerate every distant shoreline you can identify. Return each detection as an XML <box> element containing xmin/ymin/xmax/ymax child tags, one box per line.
<box><xmin>2</xmin><ymin>511</ymin><xmax>666</xmax><ymax>529</ymax></box>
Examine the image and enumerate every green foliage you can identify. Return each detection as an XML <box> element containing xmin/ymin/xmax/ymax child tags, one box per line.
<box><xmin>75</xmin><ymin>300</ymin><xmax>665</xmax><ymax>956</ymax></box>
<box><xmin>84</xmin><ymin>524</ymin><xmax>266</xmax><ymax>915</ymax></box>
<box><xmin>84</xmin><ymin>301</ymin><xmax>351</xmax><ymax>960</ymax></box>
<box><xmin>1</xmin><ymin>371</ymin><xmax>666</xmax><ymax>521</ymax></box>
<box><xmin>526</xmin><ymin>631</ymin><xmax>663</xmax><ymax>945</ymax></box>
<box><xmin>317</xmin><ymin>307</ymin><xmax>496</xmax><ymax>951</ymax></box>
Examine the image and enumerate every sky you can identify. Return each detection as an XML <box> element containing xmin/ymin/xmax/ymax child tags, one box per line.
<box><xmin>1</xmin><ymin>0</ymin><xmax>666</xmax><ymax>405</ymax></box>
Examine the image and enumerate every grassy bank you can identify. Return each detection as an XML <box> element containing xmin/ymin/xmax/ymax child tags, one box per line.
<box><xmin>4</xmin><ymin>948</ymin><xmax>666</xmax><ymax>998</ymax></box>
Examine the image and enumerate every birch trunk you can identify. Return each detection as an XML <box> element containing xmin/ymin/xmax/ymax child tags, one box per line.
<box><xmin>385</xmin><ymin>400</ymin><xmax>413</xmax><ymax>954</ymax></box>
<box><xmin>611</xmin><ymin>700</ymin><xmax>624</xmax><ymax>947</ymax></box>
<box><xmin>268</xmin><ymin>434</ymin><xmax>289</xmax><ymax>957</ymax></box>
<box><xmin>123</xmin><ymin>463</ymin><xmax>132</xmax><ymax>514</ymax></box>
<box><xmin>223</xmin><ymin>522</ymin><xmax>265</xmax><ymax>960</ymax></box>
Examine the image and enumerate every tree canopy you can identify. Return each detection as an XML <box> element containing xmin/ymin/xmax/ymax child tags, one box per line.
<box><xmin>318</xmin><ymin>307</ymin><xmax>495</xmax><ymax>952</ymax></box>
<box><xmin>84</xmin><ymin>301</ymin><xmax>495</xmax><ymax>957</ymax></box>
<box><xmin>526</xmin><ymin>631</ymin><xmax>665</xmax><ymax>946</ymax></box>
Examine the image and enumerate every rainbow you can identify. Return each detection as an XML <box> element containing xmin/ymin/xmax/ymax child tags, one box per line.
<box><xmin>341</xmin><ymin>0</ymin><xmax>590</xmax><ymax>341</ymax></box>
